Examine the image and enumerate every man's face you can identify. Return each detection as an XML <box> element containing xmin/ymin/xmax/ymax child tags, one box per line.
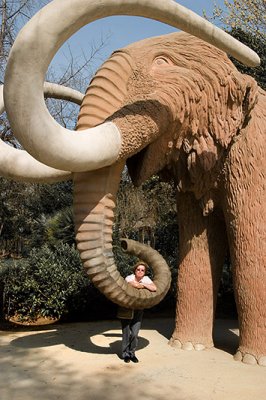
<box><xmin>135</xmin><ymin>265</ymin><xmax>145</xmax><ymax>279</ymax></box>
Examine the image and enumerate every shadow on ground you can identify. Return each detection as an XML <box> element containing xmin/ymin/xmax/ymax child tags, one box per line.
<box><xmin>1</xmin><ymin>317</ymin><xmax>239</xmax><ymax>357</ymax></box>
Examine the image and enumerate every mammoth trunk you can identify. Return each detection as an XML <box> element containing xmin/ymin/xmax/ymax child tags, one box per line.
<box><xmin>73</xmin><ymin>163</ymin><xmax>128</xmax><ymax>304</ymax></box>
<box><xmin>73</xmin><ymin>164</ymin><xmax>171</xmax><ymax>309</ymax></box>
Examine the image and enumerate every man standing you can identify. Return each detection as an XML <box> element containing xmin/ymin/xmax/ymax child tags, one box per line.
<box><xmin>118</xmin><ymin>261</ymin><xmax>157</xmax><ymax>363</ymax></box>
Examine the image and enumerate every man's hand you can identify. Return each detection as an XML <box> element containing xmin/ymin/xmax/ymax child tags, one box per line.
<box><xmin>129</xmin><ymin>281</ymin><xmax>145</xmax><ymax>289</ymax></box>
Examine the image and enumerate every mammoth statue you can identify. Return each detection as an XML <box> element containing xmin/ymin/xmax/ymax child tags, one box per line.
<box><xmin>3</xmin><ymin>0</ymin><xmax>265</xmax><ymax>366</ymax></box>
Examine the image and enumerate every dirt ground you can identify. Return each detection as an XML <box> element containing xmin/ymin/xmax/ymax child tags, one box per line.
<box><xmin>0</xmin><ymin>318</ymin><xmax>265</xmax><ymax>400</ymax></box>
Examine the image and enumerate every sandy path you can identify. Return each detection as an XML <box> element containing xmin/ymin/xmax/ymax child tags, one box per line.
<box><xmin>0</xmin><ymin>318</ymin><xmax>265</xmax><ymax>400</ymax></box>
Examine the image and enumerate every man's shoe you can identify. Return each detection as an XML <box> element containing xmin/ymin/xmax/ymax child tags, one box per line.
<box><xmin>123</xmin><ymin>356</ymin><xmax>130</xmax><ymax>363</ymax></box>
<box><xmin>130</xmin><ymin>355</ymin><xmax>139</xmax><ymax>363</ymax></box>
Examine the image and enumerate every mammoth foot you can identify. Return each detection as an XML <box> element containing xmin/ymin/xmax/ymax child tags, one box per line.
<box><xmin>234</xmin><ymin>351</ymin><xmax>266</xmax><ymax>367</ymax></box>
<box><xmin>168</xmin><ymin>337</ymin><xmax>213</xmax><ymax>351</ymax></box>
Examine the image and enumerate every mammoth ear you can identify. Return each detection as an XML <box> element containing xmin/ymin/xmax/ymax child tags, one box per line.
<box><xmin>200</xmin><ymin>70</ymin><xmax>259</xmax><ymax>150</ymax></box>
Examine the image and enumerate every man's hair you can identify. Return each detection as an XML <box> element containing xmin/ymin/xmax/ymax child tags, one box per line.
<box><xmin>133</xmin><ymin>261</ymin><xmax>149</xmax><ymax>274</ymax></box>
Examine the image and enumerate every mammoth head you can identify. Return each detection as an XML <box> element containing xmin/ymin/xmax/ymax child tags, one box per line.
<box><xmin>3</xmin><ymin>0</ymin><xmax>260</xmax><ymax>309</ymax></box>
<box><xmin>92</xmin><ymin>33</ymin><xmax>258</xmax><ymax>188</ymax></box>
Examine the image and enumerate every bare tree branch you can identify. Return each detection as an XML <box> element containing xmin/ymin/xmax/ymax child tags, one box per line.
<box><xmin>0</xmin><ymin>0</ymin><xmax>111</xmax><ymax>144</ymax></box>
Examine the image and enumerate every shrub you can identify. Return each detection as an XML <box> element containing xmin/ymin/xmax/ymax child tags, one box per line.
<box><xmin>3</xmin><ymin>243</ymin><xmax>95</xmax><ymax>321</ymax></box>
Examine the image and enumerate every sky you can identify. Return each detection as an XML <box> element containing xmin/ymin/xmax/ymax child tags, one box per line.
<box><xmin>46</xmin><ymin>0</ymin><xmax>226</xmax><ymax>75</ymax></box>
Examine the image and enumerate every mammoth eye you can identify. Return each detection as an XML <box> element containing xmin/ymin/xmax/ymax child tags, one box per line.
<box><xmin>150</xmin><ymin>56</ymin><xmax>174</xmax><ymax>74</ymax></box>
<box><xmin>154</xmin><ymin>57</ymin><xmax>170</xmax><ymax>65</ymax></box>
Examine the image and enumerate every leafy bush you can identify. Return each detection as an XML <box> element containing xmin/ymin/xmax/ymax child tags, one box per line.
<box><xmin>0</xmin><ymin>179</ymin><xmax>74</xmax><ymax>257</ymax></box>
<box><xmin>2</xmin><ymin>243</ymin><xmax>113</xmax><ymax>321</ymax></box>
<box><xmin>45</xmin><ymin>206</ymin><xmax>75</xmax><ymax>247</ymax></box>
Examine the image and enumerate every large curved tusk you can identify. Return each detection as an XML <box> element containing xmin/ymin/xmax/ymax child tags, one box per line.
<box><xmin>1</xmin><ymin>82</ymin><xmax>84</xmax><ymax>112</ymax></box>
<box><xmin>0</xmin><ymin>140</ymin><xmax>72</xmax><ymax>183</ymax></box>
<box><xmin>43</xmin><ymin>82</ymin><xmax>84</xmax><ymax>105</ymax></box>
<box><xmin>0</xmin><ymin>82</ymin><xmax>84</xmax><ymax>182</ymax></box>
<box><xmin>4</xmin><ymin>0</ymin><xmax>260</xmax><ymax>173</ymax></box>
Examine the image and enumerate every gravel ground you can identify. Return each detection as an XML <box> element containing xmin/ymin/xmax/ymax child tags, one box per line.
<box><xmin>0</xmin><ymin>318</ymin><xmax>265</xmax><ymax>400</ymax></box>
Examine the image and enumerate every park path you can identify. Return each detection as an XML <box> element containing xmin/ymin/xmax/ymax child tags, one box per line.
<box><xmin>0</xmin><ymin>318</ymin><xmax>265</xmax><ymax>400</ymax></box>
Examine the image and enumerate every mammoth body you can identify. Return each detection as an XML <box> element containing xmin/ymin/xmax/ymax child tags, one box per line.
<box><xmin>75</xmin><ymin>32</ymin><xmax>266</xmax><ymax>366</ymax></box>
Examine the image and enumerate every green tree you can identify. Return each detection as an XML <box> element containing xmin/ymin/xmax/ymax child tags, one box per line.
<box><xmin>116</xmin><ymin>172</ymin><xmax>176</xmax><ymax>248</ymax></box>
<box><xmin>114</xmin><ymin>172</ymin><xmax>178</xmax><ymax>311</ymax></box>
<box><xmin>205</xmin><ymin>1</ymin><xmax>265</xmax><ymax>89</ymax></box>
<box><xmin>208</xmin><ymin>0</ymin><xmax>265</xmax><ymax>41</ymax></box>
<box><xmin>0</xmin><ymin>178</ymin><xmax>74</xmax><ymax>257</ymax></box>
<box><xmin>45</xmin><ymin>206</ymin><xmax>75</xmax><ymax>247</ymax></box>
<box><xmin>229</xmin><ymin>28</ymin><xmax>265</xmax><ymax>89</ymax></box>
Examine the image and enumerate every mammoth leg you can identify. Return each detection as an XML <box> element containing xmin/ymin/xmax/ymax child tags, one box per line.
<box><xmin>170</xmin><ymin>191</ymin><xmax>227</xmax><ymax>350</ymax></box>
<box><xmin>228</xmin><ymin>219</ymin><xmax>266</xmax><ymax>366</ymax></box>
<box><xmin>223</xmin><ymin>136</ymin><xmax>266</xmax><ymax>366</ymax></box>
